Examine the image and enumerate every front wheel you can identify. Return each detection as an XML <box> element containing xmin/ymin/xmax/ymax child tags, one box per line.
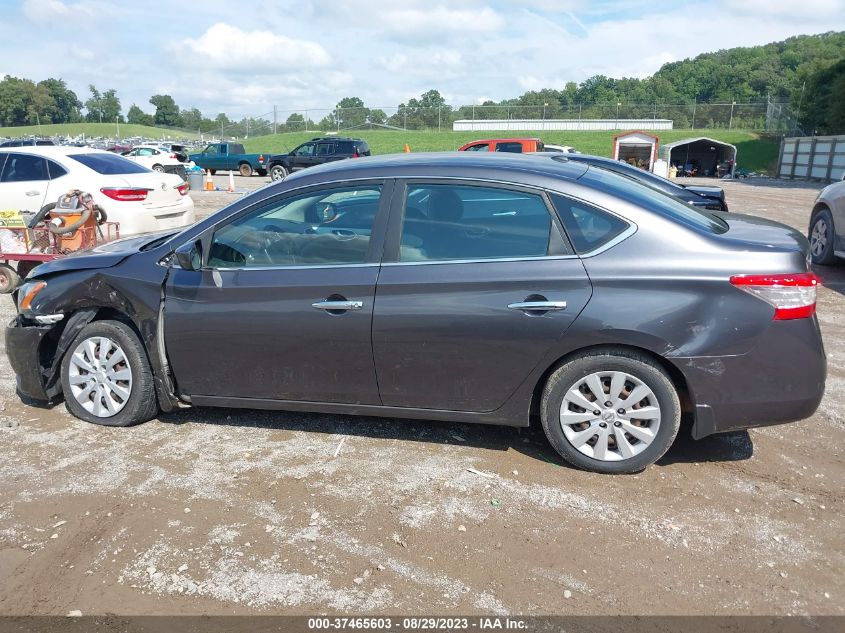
<box><xmin>60</xmin><ymin>320</ymin><xmax>159</xmax><ymax>427</ymax></box>
<box><xmin>809</xmin><ymin>207</ymin><xmax>837</xmax><ymax>265</ymax></box>
<box><xmin>541</xmin><ymin>350</ymin><xmax>681</xmax><ymax>474</ymax></box>
<box><xmin>270</xmin><ymin>165</ymin><xmax>287</xmax><ymax>181</ymax></box>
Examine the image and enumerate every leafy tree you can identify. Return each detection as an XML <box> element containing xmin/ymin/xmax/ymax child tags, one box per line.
<box><xmin>800</xmin><ymin>57</ymin><xmax>845</xmax><ymax>134</ymax></box>
<box><xmin>335</xmin><ymin>96</ymin><xmax>368</xmax><ymax>129</ymax></box>
<box><xmin>85</xmin><ymin>85</ymin><xmax>122</xmax><ymax>123</ymax></box>
<box><xmin>149</xmin><ymin>94</ymin><xmax>182</xmax><ymax>127</ymax></box>
<box><xmin>37</xmin><ymin>78</ymin><xmax>81</xmax><ymax>123</ymax></box>
<box><xmin>127</xmin><ymin>104</ymin><xmax>154</xmax><ymax>126</ymax></box>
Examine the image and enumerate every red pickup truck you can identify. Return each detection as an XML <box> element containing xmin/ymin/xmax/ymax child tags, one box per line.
<box><xmin>457</xmin><ymin>138</ymin><xmax>545</xmax><ymax>153</ymax></box>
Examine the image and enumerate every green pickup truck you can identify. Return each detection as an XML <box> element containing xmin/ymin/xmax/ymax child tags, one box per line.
<box><xmin>189</xmin><ymin>142</ymin><xmax>268</xmax><ymax>177</ymax></box>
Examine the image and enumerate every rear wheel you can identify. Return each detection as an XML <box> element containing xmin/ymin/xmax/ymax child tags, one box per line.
<box><xmin>0</xmin><ymin>263</ymin><xmax>20</xmax><ymax>294</ymax></box>
<box><xmin>809</xmin><ymin>207</ymin><xmax>837</xmax><ymax>265</ymax></box>
<box><xmin>239</xmin><ymin>163</ymin><xmax>253</xmax><ymax>177</ymax></box>
<box><xmin>152</xmin><ymin>164</ymin><xmax>164</xmax><ymax>172</ymax></box>
<box><xmin>60</xmin><ymin>320</ymin><xmax>159</xmax><ymax>427</ymax></box>
<box><xmin>270</xmin><ymin>165</ymin><xmax>287</xmax><ymax>181</ymax></box>
<box><xmin>541</xmin><ymin>349</ymin><xmax>681</xmax><ymax>474</ymax></box>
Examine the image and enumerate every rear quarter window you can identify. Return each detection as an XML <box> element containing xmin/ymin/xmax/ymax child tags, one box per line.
<box><xmin>580</xmin><ymin>166</ymin><xmax>728</xmax><ymax>234</ymax></box>
<box><xmin>551</xmin><ymin>194</ymin><xmax>630</xmax><ymax>254</ymax></box>
<box><xmin>69</xmin><ymin>153</ymin><xmax>151</xmax><ymax>175</ymax></box>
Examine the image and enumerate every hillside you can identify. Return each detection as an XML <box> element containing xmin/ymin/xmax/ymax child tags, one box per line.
<box><xmin>243</xmin><ymin>129</ymin><xmax>779</xmax><ymax>173</ymax></box>
<box><xmin>0</xmin><ymin>122</ymin><xmax>200</xmax><ymax>141</ymax></box>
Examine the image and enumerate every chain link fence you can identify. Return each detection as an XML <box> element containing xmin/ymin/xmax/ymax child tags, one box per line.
<box><xmin>204</xmin><ymin>100</ymin><xmax>800</xmax><ymax>138</ymax></box>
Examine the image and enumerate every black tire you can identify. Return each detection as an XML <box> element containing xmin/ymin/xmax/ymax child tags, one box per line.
<box><xmin>540</xmin><ymin>349</ymin><xmax>681</xmax><ymax>474</ymax></box>
<box><xmin>16</xmin><ymin>260</ymin><xmax>37</xmax><ymax>280</ymax></box>
<box><xmin>270</xmin><ymin>164</ymin><xmax>287</xmax><ymax>181</ymax></box>
<box><xmin>808</xmin><ymin>207</ymin><xmax>837</xmax><ymax>265</ymax></box>
<box><xmin>256</xmin><ymin>169</ymin><xmax>267</xmax><ymax>177</ymax></box>
<box><xmin>239</xmin><ymin>163</ymin><xmax>253</xmax><ymax>177</ymax></box>
<box><xmin>60</xmin><ymin>320</ymin><xmax>159</xmax><ymax>427</ymax></box>
<box><xmin>152</xmin><ymin>164</ymin><xmax>165</xmax><ymax>173</ymax></box>
<box><xmin>0</xmin><ymin>263</ymin><xmax>20</xmax><ymax>294</ymax></box>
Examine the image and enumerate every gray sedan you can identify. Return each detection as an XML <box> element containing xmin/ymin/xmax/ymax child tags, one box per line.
<box><xmin>809</xmin><ymin>179</ymin><xmax>845</xmax><ymax>264</ymax></box>
<box><xmin>6</xmin><ymin>153</ymin><xmax>825</xmax><ymax>473</ymax></box>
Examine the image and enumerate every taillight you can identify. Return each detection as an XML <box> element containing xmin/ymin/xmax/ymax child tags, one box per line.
<box><xmin>176</xmin><ymin>182</ymin><xmax>189</xmax><ymax>196</ymax></box>
<box><xmin>352</xmin><ymin>151</ymin><xmax>359</xmax><ymax>158</ymax></box>
<box><xmin>259</xmin><ymin>154</ymin><xmax>264</xmax><ymax>163</ymax></box>
<box><xmin>730</xmin><ymin>273</ymin><xmax>819</xmax><ymax>320</ymax></box>
<box><xmin>170</xmin><ymin>154</ymin><xmax>177</xmax><ymax>159</ymax></box>
<box><xmin>100</xmin><ymin>187</ymin><xmax>151</xmax><ymax>201</ymax></box>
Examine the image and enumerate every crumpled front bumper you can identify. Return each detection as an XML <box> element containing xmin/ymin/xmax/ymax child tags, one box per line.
<box><xmin>5</xmin><ymin>316</ymin><xmax>55</xmax><ymax>401</ymax></box>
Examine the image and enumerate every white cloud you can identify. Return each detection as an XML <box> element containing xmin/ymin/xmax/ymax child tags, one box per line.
<box><xmin>381</xmin><ymin>6</ymin><xmax>504</xmax><ymax>37</ymax></box>
<box><xmin>183</xmin><ymin>23</ymin><xmax>331</xmax><ymax>71</ymax></box>
<box><xmin>21</xmin><ymin>0</ymin><xmax>94</xmax><ymax>22</ymax></box>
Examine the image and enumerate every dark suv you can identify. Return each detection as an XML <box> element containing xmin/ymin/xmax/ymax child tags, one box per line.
<box><xmin>266</xmin><ymin>137</ymin><xmax>370</xmax><ymax>181</ymax></box>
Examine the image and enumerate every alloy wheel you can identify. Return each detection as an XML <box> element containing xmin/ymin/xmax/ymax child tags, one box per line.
<box><xmin>810</xmin><ymin>217</ymin><xmax>828</xmax><ymax>257</ymax></box>
<box><xmin>559</xmin><ymin>370</ymin><xmax>661</xmax><ymax>461</ymax></box>
<box><xmin>67</xmin><ymin>336</ymin><xmax>133</xmax><ymax>418</ymax></box>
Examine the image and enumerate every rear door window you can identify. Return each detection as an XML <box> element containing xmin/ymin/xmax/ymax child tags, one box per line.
<box><xmin>494</xmin><ymin>142</ymin><xmax>524</xmax><ymax>153</ymax></box>
<box><xmin>46</xmin><ymin>159</ymin><xmax>67</xmax><ymax>179</ymax></box>
<box><xmin>551</xmin><ymin>194</ymin><xmax>630</xmax><ymax>254</ymax></box>
<box><xmin>315</xmin><ymin>142</ymin><xmax>334</xmax><ymax>156</ymax></box>
<box><xmin>399</xmin><ymin>183</ymin><xmax>566</xmax><ymax>262</ymax></box>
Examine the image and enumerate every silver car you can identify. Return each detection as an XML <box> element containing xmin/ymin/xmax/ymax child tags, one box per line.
<box><xmin>809</xmin><ymin>179</ymin><xmax>845</xmax><ymax>264</ymax></box>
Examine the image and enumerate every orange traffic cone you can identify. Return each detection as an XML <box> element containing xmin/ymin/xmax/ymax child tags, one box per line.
<box><xmin>227</xmin><ymin>170</ymin><xmax>236</xmax><ymax>193</ymax></box>
<box><xmin>204</xmin><ymin>170</ymin><xmax>214</xmax><ymax>191</ymax></box>
<box><xmin>404</xmin><ymin>143</ymin><xmax>410</xmax><ymax>153</ymax></box>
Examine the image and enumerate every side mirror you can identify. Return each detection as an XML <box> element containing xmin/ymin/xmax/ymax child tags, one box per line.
<box><xmin>174</xmin><ymin>240</ymin><xmax>202</xmax><ymax>271</ymax></box>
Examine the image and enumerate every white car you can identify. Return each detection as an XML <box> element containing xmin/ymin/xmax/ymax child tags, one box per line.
<box><xmin>121</xmin><ymin>145</ymin><xmax>183</xmax><ymax>172</ymax></box>
<box><xmin>0</xmin><ymin>146</ymin><xmax>195</xmax><ymax>237</ymax></box>
<box><xmin>543</xmin><ymin>144</ymin><xmax>578</xmax><ymax>153</ymax></box>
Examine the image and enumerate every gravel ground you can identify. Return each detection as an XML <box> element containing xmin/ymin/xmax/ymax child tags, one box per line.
<box><xmin>0</xmin><ymin>174</ymin><xmax>842</xmax><ymax>617</ymax></box>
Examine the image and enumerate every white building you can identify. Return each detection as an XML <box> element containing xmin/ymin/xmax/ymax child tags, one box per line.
<box><xmin>452</xmin><ymin>119</ymin><xmax>674</xmax><ymax>132</ymax></box>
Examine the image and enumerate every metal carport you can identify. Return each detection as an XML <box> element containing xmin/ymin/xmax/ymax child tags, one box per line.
<box><xmin>659</xmin><ymin>137</ymin><xmax>737</xmax><ymax>178</ymax></box>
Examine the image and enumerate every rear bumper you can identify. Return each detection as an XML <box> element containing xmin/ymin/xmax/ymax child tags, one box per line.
<box><xmin>675</xmin><ymin>318</ymin><xmax>826</xmax><ymax>438</ymax></box>
<box><xmin>111</xmin><ymin>197</ymin><xmax>195</xmax><ymax>236</ymax></box>
<box><xmin>5</xmin><ymin>316</ymin><xmax>54</xmax><ymax>401</ymax></box>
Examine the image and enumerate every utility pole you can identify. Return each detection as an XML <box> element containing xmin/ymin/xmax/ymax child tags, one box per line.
<box><xmin>691</xmin><ymin>98</ymin><xmax>696</xmax><ymax>130</ymax></box>
<box><xmin>273</xmin><ymin>106</ymin><xmax>277</xmax><ymax>135</ymax></box>
<box><xmin>438</xmin><ymin>106</ymin><xmax>441</xmax><ymax>132</ymax></box>
<box><xmin>729</xmin><ymin>101</ymin><xmax>736</xmax><ymax>129</ymax></box>
<box><xmin>116</xmin><ymin>115</ymin><xmax>120</xmax><ymax>139</ymax></box>
<box><xmin>616</xmin><ymin>102</ymin><xmax>621</xmax><ymax>129</ymax></box>
<box><xmin>543</xmin><ymin>102</ymin><xmax>548</xmax><ymax>131</ymax></box>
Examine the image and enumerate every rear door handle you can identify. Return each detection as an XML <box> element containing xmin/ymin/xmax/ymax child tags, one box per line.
<box><xmin>312</xmin><ymin>300</ymin><xmax>363</xmax><ymax>311</ymax></box>
<box><xmin>508</xmin><ymin>301</ymin><xmax>567</xmax><ymax>312</ymax></box>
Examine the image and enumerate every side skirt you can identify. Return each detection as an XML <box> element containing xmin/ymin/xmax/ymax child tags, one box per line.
<box><xmin>189</xmin><ymin>395</ymin><xmax>528</xmax><ymax>427</ymax></box>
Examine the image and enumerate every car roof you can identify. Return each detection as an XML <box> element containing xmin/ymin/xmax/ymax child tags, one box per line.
<box><xmin>463</xmin><ymin>138</ymin><xmax>541</xmax><ymax>144</ymax></box>
<box><xmin>283</xmin><ymin>151</ymin><xmax>589</xmax><ymax>184</ymax></box>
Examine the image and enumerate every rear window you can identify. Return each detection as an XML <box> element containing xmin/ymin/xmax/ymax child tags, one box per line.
<box><xmin>69</xmin><ymin>153</ymin><xmax>150</xmax><ymax>175</ymax></box>
<box><xmin>495</xmin><ymin>142</ymin><xmax>524</xmax><ymax>153</ymax></box>
<box><xmin>579</xmin><ymin>166</ymin><xmax>729</xmax><ymax>234</ymax></box>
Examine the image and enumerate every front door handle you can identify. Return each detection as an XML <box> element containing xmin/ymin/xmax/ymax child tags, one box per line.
<box><xmin>25</xmin><ymin>191</ymin><xmax>41</xmax><ymax>197</ymax></box>
<box><xmin>312</xmin><ymin>300</ymin><xmax>363</xmax><ymax>311</ymax></box>
<box><xmin>508</xmin><ymin>301</ymin><xmax>567</xmax><ymax>312</ymax></box>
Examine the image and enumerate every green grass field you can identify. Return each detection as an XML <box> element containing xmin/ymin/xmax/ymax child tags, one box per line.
<box><xmin>243</xmin><ymin>129</ymin><xmax>780</xmax><ymax>173</ymax></box>
<box><xmin>0</xmin><ymin>122</ymin><xmax>200</xmax><ymax>141</ymax></box>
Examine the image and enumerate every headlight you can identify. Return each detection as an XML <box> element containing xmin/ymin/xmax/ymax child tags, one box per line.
<box><xmin>17</xmin><ymin>280</ymin><xmax>47</xmax><ymax>313</ymax></box>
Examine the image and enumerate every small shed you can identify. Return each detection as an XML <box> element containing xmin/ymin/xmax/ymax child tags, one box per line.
<box><xmin>612</xmin><ymin>131</ymin><xmax>659</xmax><ymax>171</ymax></box>
<box><xmin>659</xmin><ymin>137</ymin><xmax>737</xmax><ymax>178</ymax></box>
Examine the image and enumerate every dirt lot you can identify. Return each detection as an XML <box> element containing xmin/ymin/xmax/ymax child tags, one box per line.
<box><xmin>0</xmin><ymin>174</ymin><xmax>843</xmax><ymax>617</ymax></box>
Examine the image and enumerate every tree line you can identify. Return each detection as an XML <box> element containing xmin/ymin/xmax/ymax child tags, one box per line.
<box><xmin>0</xmin><ymin>31</ymin><xmax>843</xmax><ymax>134</ymax></box>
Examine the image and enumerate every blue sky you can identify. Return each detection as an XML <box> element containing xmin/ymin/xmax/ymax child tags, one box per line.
<box><xmin>1</xmin><ymin>0</ymin><xmax>843</xmax><ymax>119</ymax></box>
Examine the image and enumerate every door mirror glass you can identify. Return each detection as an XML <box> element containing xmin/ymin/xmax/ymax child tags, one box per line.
<box><xmin>174</xmin><ymin>240</ymin><xmax>202</xmax><ymax>270</ymax></box>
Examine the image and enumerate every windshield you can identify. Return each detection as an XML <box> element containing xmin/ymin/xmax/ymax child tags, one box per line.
<box><xmin>579</xmin><ymin>166</ymin><xmax>728</xmax><ymax>234</ymax></box>
<box><xmin>70</xmin><ymin>152</ymin><xmax>150</xmax><ymax>175</ymax></box>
